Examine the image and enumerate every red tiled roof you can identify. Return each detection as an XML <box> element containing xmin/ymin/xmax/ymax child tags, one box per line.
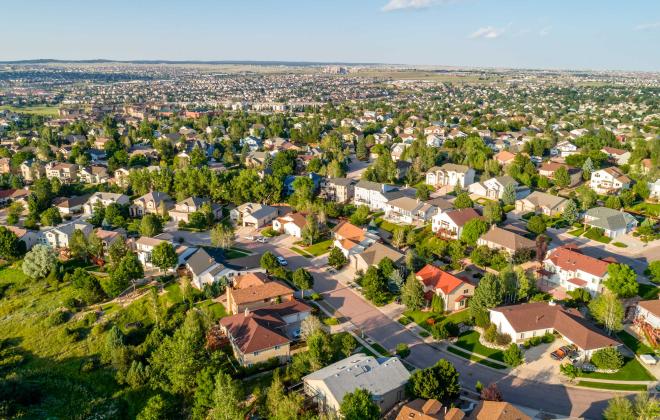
<box><xmin>546</xmin><ymin>246</ymin><xmax>610</xmax><ymax>277</ymax></box>
<box><xmin>416</xmin><ymin>264</ymin><xmax>465</xmax><ymax>295</ymax></box>
<box><xmin>567</xmin><ymin>277</ymin><xmax>588</xmax><ymax>287</ymax></box>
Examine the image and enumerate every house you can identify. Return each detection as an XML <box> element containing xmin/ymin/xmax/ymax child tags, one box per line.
<box><xmin>0</xmin><ymin>188</ymin><xmax>29</xmax><ymax>207</ymax></box>
<box><xmin>78</xmin><ymin>165</ymin><xmax>109</xmax><ymax>184</ymax></box>
<box><xmin>169</xmin><ymin>197</ymin><xmax>222</xmax><ymax>223</ymax></box>
<box><xmin>468</xmin><ymin>176</ymin><xmax>529</xmax><ymax>201</ymax></box>
<box><xmin>113</xmin><ymin>168</ymin><xmax>130</xmax><ymax>187</ymax></box>
<box><xmin>650</xmin><ymin>179</ymin><xmax>660</xmax><ymax>200</ymax></box>
<box><xmin>45</xmin><ymin>162</ymin><xmax>78</xmax><ymax>183</ymax></box>
<box><xmin>220</xmin><ymin>299</ymin><xmax>312</xmax><ymax>367</ymax></box>
<box><xmin>396</xmin><ymin>399</ymin><xmax>464</xmax><ymax>420</ymax></box>
<box><xmin>83</xmin><ymin>192</ymin><xmax>130</xmax><ymax>215</ymax></box>
<box><xmin>431</xmin><ymin>208</ymin><xmax>482</xmax><ymax>239</ymax></box>
<box><xmin>538</xmin><ymin>162</ymin><xmax>582</xmax><ymax>187</ymax></box>
<box><xmin>541</xmin><ymin>246</ymin><xmax>611</xmax><ymax>295</ymax></box>
<box><xmin>272</xmin><ymin>212</ymin><xmax>307</xmax><ymax>238</ymax></box>
<box><xmin>583</xmin><ymin>207</ymin><xmax>638</xmax><ymax>238</ymax></box>
<box><xmin>303</xmin><ymin>353</ymin><xmax>410</xmax><ymax>414</ymax></box>
<box><xmin>332</xmin><ymin>221</ymin><xmax>379</xmax><ymax>257</ymax></box>
<box><xmin>590</xmin><ymin>167</ymin><xmax>631</xmax><ymax>195</ymax></box>
<box><xmin>634</xmin><ymin>300</ymin><xmax>660</xmax><ymax>347</ymax></box>
<box><xmin>354</xmin><ymin>180</ymin><xmax>397</xmax><ymax>211</ymax></box>
<box><xmin>40</xmin><ymin>220</ymin><xmax>93</xmax><ymax>249</ymax></box>
<box><xmin>468</xmin><ymin>401</ymin><xmax>530</xmax><ymax>420</ymax></box>
<box><xmin>515</xmin><ymin>191</ymin><xmax>569</xmax><ymax>217</ymax></box>
<box><xmin>322</xmin><ymin>178</ymin><xmax>355</xmax><ymax>203</ymax></box>
<box><xmin>490</xmin><ymin>302</ymin><xmax>619</xmax><ymax>358</ymax></box>
<box><xmin>19</xmin><ymin>160</ymin><xmax>44</xmax><ymax>183</ymax></box>
<box><xmin>94</xmin><ymin>229</ymin><xmax>124</xmax><ymax>254</ymax></box>
<box><xmin>135</xmin><ymin>236</ymin><xmax>170</xmax><ymax>268</ymax></box>
<box><xmin>477</xmin><ymin>226</ymin><xmax>536</xmax><ymax>256</ymax></box>
<box><xmin>416</xmin><ymin>264</ymin><xmax>474</xmax><ymax>312</ymax></box>
<box><xmin>230</xmin><ymin>203</ymin><xmax>278</xmax><ymax>228</ymax></box>
<box><xmin>552</xmin><ymin>140</ymin><xmax>578</xmax><ymax>157</ymax></box>
<box><xmin>494</xmin><ymin>150</ymin><xmax>516</xmax><ymax>166</ymax></box>
<box><xmin>53</xmin><ymin>195</ymin><xmax>89</xmax><ymax>215</ymax></box>
<box><xmin>129</xmin><ymin>192</ymin><xmax>173</xmax><ymax>217</ymax></box>
<box><xmin>0</xmin><ymin>157</ymin><xmax>11</xmax><ymax>174</ymax></box>
<box><xmin>225</xmin><ymin>272</ymin><xmax>295</xmax><ymax>315</ymax></box>
<box><xmin>425</xmin><ymin>164</ymin><xmax>475</xmax><ymax>189</ymax></box>
<box><xmin>352</xmin><ymin>242</ymin><xmax>405</xmax><ymax>273</ymax></box>
<box><xmin>601</xmin><ymin>147</ymin><xmax>631</xmax><ymax>165</ymax></box>
<box><xmin>384</xmin><ymin>196</ymin><xmax>437</xmax><ymax>225</ymax></box>
<box><xmin>185</xmin><ymin>247</ymin><xmax>228</xmax><ymax>289</ymax></box>
<box><xmin>4</xmin><ymin>226</ymin><xmax>40</xmax><ymax>250</ymax></box>
<box><xmin>239</xmin><ymin>135</ymin><xmax>262</xmax><ymax>152</ymax></box>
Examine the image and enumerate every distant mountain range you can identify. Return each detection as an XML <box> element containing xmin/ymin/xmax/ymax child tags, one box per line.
<box><xmin>0</xmin><ymin>59</ymin><xmax>383</xmax><ymax>66</ymax></box>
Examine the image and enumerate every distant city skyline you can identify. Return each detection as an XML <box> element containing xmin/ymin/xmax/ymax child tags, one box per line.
<box><xmin>2</xmin><ymin>0</ymin><xmax>660</xmax><ymax>72</ymax></box>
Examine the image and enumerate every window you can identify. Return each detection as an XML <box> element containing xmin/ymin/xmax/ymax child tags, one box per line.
<box><xmin>274</xmin><ymin>345</ymin><xmax>280</xmax><ymax>350</ymax></box>
<box><xmin>520</xmin><ymin>333</ymin><xmax>525</xmax><ymax>339</ymax></box>
<box><xmin>253</xmin><ymin>351</ymin><xmax>259</xmax><ymax>356</ymax></box>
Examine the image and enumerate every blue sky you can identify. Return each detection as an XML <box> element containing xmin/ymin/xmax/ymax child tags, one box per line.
<box><xmin>2</xmin><ymin>0</ymin><xmax>660</xmax><ymax>71</ymax></box>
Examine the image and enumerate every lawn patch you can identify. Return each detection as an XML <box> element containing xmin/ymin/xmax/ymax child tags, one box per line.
<box><xmin>616</xmin><ymin>331</ymin><xmax>655</xmax><ymax>356</ymax></box>
<box><xmin>576</xmin><ymin>381</ymin><xmax>648</xmax><ymax>391</ymax></box>
<box><xmin>612</xmin><ymin>242</ymin><xmax>628</xmax><ymax>248</ymax></box>
<box><xmin>196</xmin><ymin>300</ymin><xmax>227</xmax><ymax>321</ymax></box>
<box><xmin>454</xmin><ymin>331</ymin><xmax>505</xmax><ymax>362</ymax></box>
<box><xmin>446</xmin><ymin>346</ymin><xmax>507</xmax><ymax>369</ymax></box>
<box><xmin>568</xmin><ymin>228</ymin><xmax>586</xmax><ymax>237</ymax></box>
<box><xmin>638</xmin><ymin>283</ymin><xmax>659</xmax><ymax>300</ymax></box>
<box><xmin>0</xmin><ymin>104</ymin><xmax>59</xmax><ymax>117</ymax></box>
<box><xmin>303</xmin><ymin>240</ymin><xmax>332</xmax><ymax>257</ymax></box>
<box><xmin>583</xmin><ymin>227</ymin><xmax>612</xmax><ymax>244</ymax></box>
<box><xmin>578</xmin><ymin>357</ymin><xmax>655</xmax><ymax>381</ymax></box>
<box><xmin>291</xmin><ymin>247</ymin><xmax>314</xmax><ymax>258</ymax></box>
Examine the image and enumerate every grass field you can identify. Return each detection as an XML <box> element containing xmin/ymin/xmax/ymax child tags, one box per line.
<box><xmin>446</xmin><ymin>346</ymin><xmax>507</xmax><ymax>370</ymax></box>
<box><xmin>578</xmin><ymin>357</ymin><xmax>655</xmax><ymax>381</ymax></box>
<box><xmin>291</xmin><ymin>247</ymin><xmax>314</xmax><ymax>258</ymax></box>
<box><xmin>576</xmin><ymin>381</ymin><xmax>648</xmax><ymax>391</ymax></box>
<box><xmin>568</xmin><ymin>228</ymin><xmax>586</xmax><ymax>237</ymax></box>
<box><xmin>453</xmin><ymin>331</ymin><xmax>506</xmax><ymax>362</ymax></box>
<box><xmin>303</xmin><ymin>240</ymin><xmax>332</xmax><ymax>257</ymax></box>
<box><xmin>0</xmin><ymin>104</ymin><xmax>59</xmax><ymax>117</ymax></box>
<box><xmin>616</xmin><ymin>331</ymin><xmax>656</xmax><ymax>356</ymax></box>
<box><xmin>402</xmin><ymin>309</ymin><xmax>471</xmax><ymax>333</ymax></box>
<box><xmin>583</xmin><ymin>228</ymin><xmax>612</xmax><ymax>244</ymax></box>
<box><xmin>630</xmin><ymin>202</ymin><xmax>660</xmax><ymax>217</ymax></box>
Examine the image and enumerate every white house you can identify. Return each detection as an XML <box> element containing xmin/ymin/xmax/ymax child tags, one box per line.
<box><xmin>431</xmin><ymin>208</ymin><xmax>481</xmax><ymax>239</ymax></box>
<box><xmin>83</xmin><ymin>192</ymin><xmax>130</xmax><ymax>215</ymax></box>
<box><xmin>40</xmin><ymin>220</ymin><xmax>93</xmax><ymax>249</ymax></box>
<box><xmin>552</xmin><ymin>141</ymin><xmax>578</xmax><ymax>157</ymax></box>
<box><xmin>425</xmin><ymin>163</ymin><xmax>475</xmax><ymax>189</ymax></box>
<box><xmin>272</xmin><ymin>213</ymin><xmax>307</xmax><ymax>238</ymax></box>
<box><xmin>353</xmin><ymin>180</ymin><xmax>397</xmax><ymax>211</ymax></box>
<box><xmin>230</xmin><ymin>203</ymin><xmax>278</xmax><ymax>228</ymax></box>
<box><xmin>541</xmin><ymin>246</ymin><xmax>610</xmax><ymax>296</ymax></box>
<box><xmin>590</xmin><ymin>167</ymin><xmax>631</xmax><ymax>195</ymax></box>
<box><xmin>332</xmin><ymin>221</ymin><xmax>379</xmax><ymax>257</ymax></box>
<box><xmin>468</xmin><ymin>176</ymin><xmax>529</xmax><ymax>200</ymax></box>
<box><xmin>384</xmin><ymin>196</ymin><xmax>437</xmax><ymax>225</ymax></box>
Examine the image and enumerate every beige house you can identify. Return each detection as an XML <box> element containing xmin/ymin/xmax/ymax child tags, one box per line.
<box><xmin>477</xmin><ymin>226</ymin><xmax>536</xmax><ymax>256</ymax></box>
<box><xmin>416</xmin><ymin>264</ymin><xmax>474</xmax><ymax>312</ymax></box>
<box><xmin>129</xmin><ymin>191</ymin><xmax>173</xmax><ymax>217</ymax></box>
<box><xmin>352</xmin><ymin>242</ymin><xmax>404</xmax><ymax>273</ymax></box>
<box><xmin>590</xmin><ymin>167</ymin><xmax>631</xmax><ymax>195</ymax></box>
<box><xmin>169</xmin><ymin>196</ymin><xmax>222</xmax><ymax>223</ymax></box>
<box><xmin>322</xmin><ymin>178</ymin><xmax>355</xmax><ymax>203</ymax></box>
<box><xmin>20</xmin><ymin>160</ymin><xmax>45</xmax><ymax>183</ymax></box>
<box><xmin>45</xmin><ymin>162</ymin><xmax>78</xmax><ymax>183</ymax></box>
<box><xmin>515</xmin><ymin>191</ymin><xmax>569</xmax><ymax>216</ymax></box>
<box><xmin>225</xmin><ymin>272</ymin><xmax>295</xmax><ymax>315</ymax></box>
<box><xmin>230</xmin><ymin>203</ymin><xmax>278</xmax><ymax>228</ymax></box>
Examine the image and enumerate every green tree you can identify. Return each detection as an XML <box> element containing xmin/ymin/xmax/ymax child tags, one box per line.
<box><xmin>401</xmin><ymin>273</ymin><xmax>425</xmax><ymax>311</ymax></box>
<box><xmin>151</xmin><ymin>242</ymin><xmax>178</xmax><ymax>271</ymax></box>
<box><xmin>69</xmin><ymin>229</ymin><xmax>89</xmax><ymax>261</ymax></box>
<box><xmin>407</xmin><ymin>359</ymin><xmax>460</xmax><ymax>404</ymax></box>
<box><xmin>453</xmin><ymin>192</ymin><xmax>473</xmax><ymax>209</ymax></box>
<box><xmin>416</xmin><ymin>184</ymin><xmax>432</xmax><ymax>201</ymax></box>
<box><xmin>70</xmin><ymin>267</ymin><xmax>105</xmax><ymax>304</ymax></box>
<box><xmin>501</xmin><ymin>183</ymin><xmax>517</xmax><ymax>206</ymax></box>
<box><xmin>103</xmin><ymin>253</ymin><xmax>144</xmax><ymax>297</ymax></box>
<box><xmin>328</xmin><ymin>247</ymin><xmax>348</xmax><ymax>269</ymax></box>
<box><xmin>648</xmin><ymin>261</ymin><xmax>660</xmax><ymax>283</ymax></box>
<box><xmin>563</xmin><ymin>200</ymin><xmax>579</xmax><ymax>225</ymax></box>
<box><xmin>266</xmin><ymin>372</ymin><xmax>305</xmax><ymax>420</ymax></box>
<box><xmin>301</xmin><ymin>214</ymin><xmax>320</xmax><ymax>246</ymax></box>
<box><xmin>108</xmin><ymin>238</ymin><xmax>129</xmax><ymax>268</ymax></box>
<box><xmin>483</xmin><ymin>201</ymin><xmax>503</xmax><ymax>224</ymax></box>
<box><xmin>503</xmin><ymin>343</ymin><xmax>524</xmax><ymax>367</ymax></box>
<box><xmin>554</xmin><ymin>165</ymin><xmax>570</xmax><ymax>188</ymax></box>
<box><xmin>356</xmin><ymin>137</ymin><xmax>368</xmax><ymax>161</ymax></box>
<box><xmin>604</xmin><ymin>263</ymin><xmax>639</xmax><ymax>298</ymax></box>
<box><xmin>40</xmin><ymin>207</ymin><xmax>62</xmax><ymax>226</ymax></box>
<box><xmin>349</xmin><ymin>205</ymin><xmax>370</xmax><ymax>226</ymax></box>
<box><xmin>582</xmin><ymin>157</ymin><xmax>594</xmax><ymax>181</ymax></box>
<box><xmin>340</xmin><ymin>388</ymin><xmax>380</xmax><ymax>420</ymax></box>
<box><xmin>591</xmin><ymin>347</ymin><xmax>624</xmax><ymax>370</ymax></box>
<box><xmin>589</xmin><ymin>293</ymin><xmax>624</xmax><ymax>334</ymax></box>
<box><xmin>605</xmin><ymin>195</ymin><xmax>622</xmax><ymax>210</ymax></box>
<box><xmin>22</xmin><ymin>244</ymin><xmax>57</xmax><ymax>280</ymax></box>
<box><xmin>210</xmin><ymin>223</ymin><xmax>234</xmax><ymax>249</ymax></box>
<box><xmin>209</xmin><ymin>372</ymin><xmax>244</xmax><ymax>420</ymax></box>
<box><xmin>341</xmin><ymin>333</ymin><xmax>357</xmax><ymax>357</ymax></box>
<box><xmin>634</xmin><ymin>181</ymin><xmax>650</xmax><ymax>200</ymax></box>
<box><xmin>603</xmin><ymin>396</ymin><xmax>634</xmax><ymax>420</ymax></box>
<box><xmin>470</xmin><ymin>273</ymin><xmax>503</xmax><ymax>319</ymax></box>
<box><xmin>140</xmin><ymin>214</ymin><xmax>163</xmax><ymax>237</ymax></box>
<box><xmin>0</xmin><ymin>226</ymin><xmax>26</xmax><ymax>260</ymax></box>
<box><xmin>292</xmin><ymin>267</ymin><xmax>314</xmax><ymax>296</ymax></box>
<box><xmin>137</xmin><ymin>394</ymin><xmax>174</xmax><ymax>420</ymax></box>
<box><xmin>292</xmin><ymin>176</ymin><xmax>315</xmax><ymax>208</ymax></box>
<box><xmin>461</xmin><ymin>219</ymin><xmax>489</xmax><ymax>245</ymax></box>
<box><xmin>361</xmin><ymin>266</ymin><xmax>389</xmax><ymax>305</ymax></box>
<box><xmin>6</xmin><ymin>201</ymin><xmax>24</xmax><ymax>225</ymax></box>
<box><xmin>527</xmin><ymin>215</ymin><xmax>547</xmax><ymax>235</ymax></box>
<box><xmin>634</xmin><ymin>393</ymin><xmax>660</xmax><ymax>420</ymax></box>
<box><xmin>260</xmin><ymin>251</ymin><xmax>280</xmax><ymax>272</ymax></box>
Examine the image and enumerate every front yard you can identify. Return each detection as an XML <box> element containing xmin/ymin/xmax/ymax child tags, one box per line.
<box><xmin>577</xmin><ymin>357</ymin><xmax>655</xmax><ymax>381</ymax></box>
<box><xmin>616</xmin><ymin>331</ymin><xmax>656</xmax><ymax>356</ymax></box>
<box><xmin>453</xmin><ymin>330</ymin><xmax>506</xmax><ymax>363</ymax></box>
<box><xmin>583</xmin><ymin>227</ymin><xmax>612</xmax><ymax>244</ymax></box>
<box><xmin>401</xmin><ymin>309</ymin><xmax>471</xmax><ymax>332</ymax></box>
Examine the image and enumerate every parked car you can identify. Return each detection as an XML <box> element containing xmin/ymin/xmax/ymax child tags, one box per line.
<box><xmin>326</xmin><ymin>266</ymin><xmax>336</xmax><ymax>273</ymax></box>
<box><xmin>255</xmin><ymin>236</ymin><xmax>267</xmax><ymax>243</ymax></box>
<box><xmin>551</xmin><ymin>348</ymin><xmax>567</xmax><ymax>360</ymax></box>
<box><xmin>276</xmin><ymin>256</ymin><xmax>288</xmax><ymax>266</ymax></box>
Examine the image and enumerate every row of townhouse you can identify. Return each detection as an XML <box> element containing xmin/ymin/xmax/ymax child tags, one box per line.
<box><xmin>20</xmin><ymin>161</ymin><xmax>111</xmax><ymax>184</ymax></box>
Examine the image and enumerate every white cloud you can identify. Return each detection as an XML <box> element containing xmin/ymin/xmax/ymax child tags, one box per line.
<box><xmin>469</xmin><ymin>26</ymin><xmax>505</xmax><ymax>39</ymax></box>
<box><xmin>634</xmin><ymin>22</ymin><xmax>660</xmax><ymax>31</ymax></box>
<box><xmin>539</xmin><ymin>26</ymin><xmax>552</xmax><ymax>36</ymax></box>
<box><xmin>381</xmin><ymin>0</ymin><xmax>447</xmax><ymax>12</ymax></box>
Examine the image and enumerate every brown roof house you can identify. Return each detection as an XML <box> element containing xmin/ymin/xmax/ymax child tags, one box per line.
<box><xmin>226</xmin><ymin>272</ymin><xmax>295</xmax><ymax>315</ymax></box>
<box><xmin>541</xmin><ymin>246</ymin><xmax>611</xmax><ymax>296</ymax></box>
<box><xmin>396</xmin><ymin>398</ymin><xmax>465</xmax><ymax>420</ymax></box>
<box><xmin>129</xmin><ymin>191</ymin><xmax>173</xmax><ymax>217</ymax></box>
<box><xmin>515</xmin><ymin>191</ymin><xmax>569</xmax><ymax>217</ymax></box>
<box><xmin>432</xmin><ymin>208</ymin><xmax>481</xmax><ymax>240</ymax></box>
<box><xmin>220</xmin><ymin>299</ymin><xmax>311</xmax><ymax>367</ymax></box>
<box><xmin>272</xmin><ymin>212</ymin><xmax>308</xmax><ymax>238</ymax></box>
<box><xmin>490</xmin><ymin>302</ymin><xmax>619</xmax><ymax>358</ymax></box>
<box><xmin>467</xmin><ymin>401</ymin><xmax>530</xmax><ymax>420</ymax></box>
<box><xmin>477</xmin><ymin>226</ymin><xmax>535</xmax><ymax>256</ymax></box>
<box><xmin>352</xmin><ymin>242</ymin><xmax>404</xmax><ymax>273</ymax></box>
<box><xmin>169</xmin><ymin>196</ymin><xmax>222</xmax><ymax>224</ymax></box>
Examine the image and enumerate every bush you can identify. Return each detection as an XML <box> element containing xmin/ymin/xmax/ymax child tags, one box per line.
<box><xmin>494</xmin><ymin>332</ymin><xmax>512</xmax><ymax>346</ymax></box>
<box><xmin>310</xmin><ymin>292</ymin><xmax>322</xmax><ymax>301</ymax></box>
<box><xmin>46</xmin><ymin>310</ymin><xmax>69</xmax><ymax>326</ymax></box>
<box><xmin>484</xmin><ymin>324</ymin><xmax>498</xmax><ymax>343</ymax></box>
<box><xmin>398</xmin><ymin>316</ymin><xmax>411</xmax><ymax>325</ymax></box>
<box><xmin>323</xmin><ymin>317</ymin><xmax>339</xmax><ymax>326</ymax></box>
<box><xmin>560</xmin><ymin>362</ymin><xmax>580</xmax><ymax>379</ymax></box>
<box><xmin>443</xmin><ymin>321</ymin><xmax>459</xmax><ymax>338</ymax></box>
<box><xmin>396</xmin><ymin>343</ymin><xmax>410</xmax><ymax>358</ymax></box>
<box><xmin>419</xmin><ymin>330</ymin><xmax>430</xmax><ymax>338</ymax></box>
<box><xmin>542</xmin><ymin>332</ymin><xmax>555</xmax><ymax>343</ymax></box>
<box><xmin>503</xmin><ymin>344</ymin><xmax>524</xmax><ymax>367</ymax></box>
<box><xmin>432</xmin><ymin>324</ymin><xmax>450</xmax><ymax>340</ymax></box>
<box><xmin>591</xmin><ymin>347</ymin><xmax>624</xmax><ymax>370</ymax></box>
<box><xmin>524</xmin><ymin>336</ymin><xmax>542</xmax><ymax>348</ymax></box>
<box><xmin>474</xmin><ymin>310</ymin><xmax>490</xmax><ymax>328</ymax></box>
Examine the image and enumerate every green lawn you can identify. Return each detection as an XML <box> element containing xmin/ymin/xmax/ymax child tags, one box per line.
<box><xmin>291</xmin><ymin>247</ymin><xmax>314</xmax><ymax>258</ymax></box>
<box><xmin>402</xmin><ymin>309</ymin><xmax>472</xmax><ymax>332</ymax></box>
<box><xmin>373</xmin><ymin>216</ymin><xmax>398</xmax><ymax>233</ymax></box>
<box><xmin>568</xmin><ymin>228</ymin><xmax>586</xmax><ymax>237</ymax></box>
<box><xmin>578</xmin><ymin>357</ymin><xmax>655</xmax><ymax>381</ymax></box>
<box><xmin>369</xmin><ymin>341</ymin><xmax>391</xmax><ymax>356</ymax></box>
<box><xmin>583</xmin><ymin>228</ymin><xmax>612</xmax><ymax>244</ymax></box>
<box><xmin>303</xmin><ymin>240</ymin><xmax>333</xmax><ymax>257</ymax></box>
<box><xmin>616</xmin><ymin>331</ymin><xmax>655</xmax><ymax>356</ymax></box>
<box><xmin>224</xmin><ymin>247</ymin><xmax>252</xmax><ymax>259</ymax></box>
<box><xmin>638</xmin><ymin>283</ymin><xmax>659</xmax><ymax>300</ymax></box>
<box><xmin>0</xmin><ymin>104</ymin><xmax>59</xmax><ymax>117</ymax></box>
<box><xmin>196</xmin><ymin>300</ymin><xmax>227</xmax><ymax>321</ymax></box>
<box><xmin>576</xmin><ymin>381</ymin><xmax>648</xmax><ymax>391</ymax></box>
<box><xmin>612</xmin><ymin>242</ymin><xmax>628</xmax><ymax>248</ymax></box>
<box><xmin>630</xmin><ymin>202</ymin><xmax>660</xmax><ymax>217</ymax></box>
<box><xmin>453</xmin><ymin>331</ymin><xmax>505</xmax><ymax>362</ymax></box>
<box><xmin>446</xmin><ymin>346</ymin><xmax>507</xmax><ymax>369</ymax></box>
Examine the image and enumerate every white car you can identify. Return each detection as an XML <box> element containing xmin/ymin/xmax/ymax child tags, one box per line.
<box><xmin>276</xmin><ymin>256</ymin><xmax>288</xmax><ymax>266</ymax></box>
<box><xmin>256</xmin><ymin>237</ymin><xmax>268</xmax><ymax>243</ymax></box>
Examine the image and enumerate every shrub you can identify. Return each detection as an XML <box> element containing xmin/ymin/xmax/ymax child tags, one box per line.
<box><xmin>431</xmin><ymin>324</ymin><xmax>450</xmax><ymax>340</ymax></box>
<box><xmin>310</xmin><ymin>293</ymin><xmax>322</xmax><ymax>301</ymax></box>
<box><xmin>443</xmin><ymin>321</ymin><xmax>459</xmax><ymax>338</ymax></box>
<box><xmin>474</xmin><ymin>311</ymin><xmax>490</xmax><ymax>328</ymax></box>
<box><xmin>484</xmin><ymin>324</ymin><xmax>498</xmax><ymax>343</ymax></box>
<box><xmin>591</xmin><ymin>347</ymin><xmax>624</xmax><ymax>370</ymax></box>
<box><xmin>46</xmin><ymin>310</ymin><xmax>69</xmax><ymax>326</ymax></box>
<box><xmin>81</xmin><ymin>358</ymin><xmax>99</xmax><ymax>373</ymax></box>
<box><xmin>560</xmin><ymin>363</ymin><xmax>580</xmax><ymax>379</ymax></box>
<box><xmin>494</xmin><ymin>333</ymin><xmax>512</xmax><ymax>346</ymax></box>
<box><xmin>503</xmin><ymin>344</ymin><xmax>524</xmax><ymax>367</ymax></box>
<box><xmin>323</xmin><ymin>317</ymin><xmax>339</xmax><ymax>326</ymax></box>
<box><xmin>396</xmin><ymin>343</ymin><xmax>410</xmax><ymax>358</ymax></box>
<box><xmin>398</xmin><ymin>316</ymin><xmax>411</xmax><ymax>325</ymax></box>
<box><xmin>542</xmin><ymin>332</ymin><xmax>555</xmax><ymax>343</ymax></box>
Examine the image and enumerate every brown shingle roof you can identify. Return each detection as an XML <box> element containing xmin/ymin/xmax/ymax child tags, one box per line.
<box><xmin>479</xmin><ymin>226</ymin><xmax>535</xmax><ymax>252</ymax></box>
<box><xmin>638</xmin><ymin>300</ymin><xmax>660</xmax><ymax>318</ymax></box>
<box><xmin>546</xmin><ymin>246</ymin><xmax>610</xmax><ymax>277</ymax></box>
<box><xmin>445</xmin><ymin>208</ymin><xmax>481</xmax><ymax>227</ymax></box>
<box><xmin>229</xmin><ymin>280</ymin><xmax>294</xmax><ymax>305</ymax></box>
<box><xmin>468</xmin><ymin>401</ymin><xmax>530</xmax><ymax>420</ymax></box>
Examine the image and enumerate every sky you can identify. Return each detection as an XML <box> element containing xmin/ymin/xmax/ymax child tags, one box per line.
<box><xmin>2</xmin><ymin>0</ymin><xmax>660</xmax><ymax>71</ymax></box>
